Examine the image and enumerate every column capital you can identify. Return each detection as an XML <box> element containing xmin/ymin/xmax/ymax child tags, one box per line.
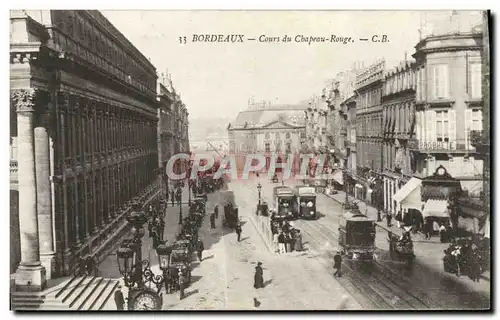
<box><xmin>12</xmin><ymin>88</ymin><xmax>36</xmax><ymax>113</ymax></box>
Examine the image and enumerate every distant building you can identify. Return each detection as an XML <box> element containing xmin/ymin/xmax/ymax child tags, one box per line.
<box><xmin>228</xmin><ymin>101</ymin><xmax>307</xmax><ymax>173</ymax></box>
<box><xmin>381</xmin><ymin>60</ymin><xmax>417</xmax><ymax>219</ymax></box>
<box><xmin>354</xmin><ymin>60</ymin><xmax>386</xmax><ymax>204</ymax></box>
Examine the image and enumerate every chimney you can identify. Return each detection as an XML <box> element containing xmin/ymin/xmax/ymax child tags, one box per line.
<box><xmin>404</xmin><ymin>51</ymin><xmax>408</xmax><ymax>62</ymax></box>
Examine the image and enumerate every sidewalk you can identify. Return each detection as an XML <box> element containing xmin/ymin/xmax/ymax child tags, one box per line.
<box><xmin>228</xmin><ymin>180</ymin><xmax>362</xmax><ymax>310</ymax></box>
<box><xmin>324</xmin><ymin>190</ymin><xmax>491</xmax><ymax>285</ymax></box>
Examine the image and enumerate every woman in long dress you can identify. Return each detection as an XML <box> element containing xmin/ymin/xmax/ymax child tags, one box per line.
<box><xmin>254</xmin><ymin>262</ymin><xmax>264</xmax><ymax>289</ymax></box>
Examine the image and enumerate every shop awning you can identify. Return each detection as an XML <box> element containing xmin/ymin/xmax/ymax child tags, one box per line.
<box><xmin>393</xmin><ymin>177</ymin><xmax>422</xmax><ymax>202</ymax></box>
<box><xmin>332</xmin><ymin>170</ymin><xmax>344</xmax><ymax>185</ymax></box>
<box><xmin>393</xmin><ymin>177</ymin><xmax>423</xmax><ymax>211</ymax></box>
<box><xmin>422</xmin><ymin>199</ymin><xmax>450</xmax><ymax>219</ymax></box>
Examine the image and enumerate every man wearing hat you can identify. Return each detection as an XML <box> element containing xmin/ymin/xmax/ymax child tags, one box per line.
<box><xmin>254</xmin><ymin>262</ymin><xmax>264</xmax><ymax>289</ymax></box>
<box><xmin>178</xmin><ymin>269</ymin><xmax>186</xmax><ymax>300</ymax></box>
<box><xmin>333</xmin><ymin>251</ymin><xmax>342</xmax><ymax>277</ymax></box>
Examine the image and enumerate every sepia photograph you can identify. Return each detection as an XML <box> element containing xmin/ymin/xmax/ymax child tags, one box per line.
<box><xmin>8</xmin><ymin>8</ymin><xmax>491</xmax><ymax>311</ymax></box>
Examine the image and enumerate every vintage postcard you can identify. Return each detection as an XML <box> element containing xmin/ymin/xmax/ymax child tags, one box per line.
<box><xmin>9</xmin><ymin>9</ymin><xmax>491</xmax><ymax>311</ymax></box>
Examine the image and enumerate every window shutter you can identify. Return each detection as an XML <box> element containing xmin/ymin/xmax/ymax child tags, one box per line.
<box><xmin>444</xmin><ymin>65</ymin><xmax>450</xmax><ymax>98</ymax></box>
<box><xmin>465</xmin><ymin>109</ymin><xmax>473</xmax><ymax>149</ymax></box>
<box><xmin>448</xmin><ymin>109</ymin><xmax>456</xmax><ymax>148</ymax></box>
<box><xmin>429</xmin><ymin>66</ymin><xmax>436</xmax><ymax>99</ymax></box>
<box><xmin>425</xmin><ymin>110</ymin><xmax>434</xmax><ymax>144</ymax></box>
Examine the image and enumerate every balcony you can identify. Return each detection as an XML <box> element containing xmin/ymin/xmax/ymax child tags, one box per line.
<box><xmin>407</xmin><ymin>138</ymin><xmax>469</xmax><ymax>154</ymax></box>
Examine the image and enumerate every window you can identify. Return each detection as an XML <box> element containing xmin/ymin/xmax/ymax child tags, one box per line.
<box><xmin>470</xmin><ymin>62</ymin><xmax>481</xmax><ymax>98</ymax></box>
<box><xmin>432</xmin><ymin>64</ymin><xmax>449</xmax><ymax>99</ymax></box>
<box><xmin>285</xmin><ymin>132</ymin><xmax>291</xmax><ymax>139</ymax></box>
<box><xmin>275</xmin><ymin>132</ymin><xmax>280</xmax><ymax>140</ymax></box>
<box><xmin>286</xmin><ymin>142</ymin><xmax>292</xmax><ymax>154</ymax></box>
<box><xmin>265</xmin><ymin>143</ymin><xmax>270</xmax><ymax>153</ymax></box>
<box><xmin>472</xmin><ymin>110</ymin><xmax>482</xmax><ymax>130</ymax></box>
<box><xmin>265</xmin><ymin>132</ymin><xmax>270</xmax><ymax>139</ymax></box>
<box><xmin>436</xmin><ymin>110</ymin><xmax>449</xmax><ymax>142</ymax></box>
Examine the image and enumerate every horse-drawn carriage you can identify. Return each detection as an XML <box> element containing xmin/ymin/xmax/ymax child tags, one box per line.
<box><xmin>443</xmin><ymin>237</ymin><xmax>489</xmax><ymax>279</ymax></box>
<box><xmin>388</xmin><ymin>231</ymin><xmax>415</xmax><ymax>267</ymax></box>
<box><xmin>190</xmin><ymin>196</ymin><xmax>206</xmax><ymax>214</ymax></box>
<box><xmin>338</xmin><ymin>211</ymin><xmax>376</xmax><ymax>260</ymax></box>
<box><xmin>223</xmin><ymin>205</ymin><xmax>239</xmax><ymax>229</ymax></box>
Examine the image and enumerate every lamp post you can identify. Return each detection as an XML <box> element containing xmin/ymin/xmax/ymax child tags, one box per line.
<box><xmin>178</xmin><ymin>190</ymin><xmax>183</xmax><ymax>225</ymax></box>
<box><xmin>257</xmin><ymin>182</ymin><xmax>262</xmax><ymax>207</ymax></box>
<box><xmin>126</xmin><ymin>205</ymin><xmax>148</xmax><ymax>262</ymax></box>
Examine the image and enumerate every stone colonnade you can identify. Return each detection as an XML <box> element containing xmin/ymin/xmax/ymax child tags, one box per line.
<box><xmin>12</xmin><ymin>88</ymin><xmax>158</xmax><ymax>289</ymax></box>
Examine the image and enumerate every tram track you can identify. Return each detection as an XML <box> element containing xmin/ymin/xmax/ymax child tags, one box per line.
<box><xmin>233</xmin><ymin>181</ymin><xmax>429</xmax><ymax>309</ymax></box>
<box><xmin>299</xmin><ymin>217</ymin><xmax>433</xmax><ymax>310</ymax></box>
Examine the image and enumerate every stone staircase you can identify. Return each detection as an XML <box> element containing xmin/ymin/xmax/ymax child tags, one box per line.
<box><xmin>11</xmin><ymin>275</ymin><xmax>120</xmax><ymax>311</ymax></box>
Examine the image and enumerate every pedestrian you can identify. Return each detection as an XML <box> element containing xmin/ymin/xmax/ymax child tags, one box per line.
<box><xmin>333</xmin><ymin>251</ymin><xmax>342</xmax><ymax>277</ymax></box>
<box><xmin>273</xmin><ymin>232</ymin><xmax>279</xmax><ymax>253</ymax></box>
<box><xmin>178</xmin><ymin>269</ymin><xmax>185</xmax><ymax>300</ymax></box>
<box><xmin>439</xmin><ymin>223</ymin><xmax>447</xmax><ymax>243</ymax></box>
<box><xmin>424</xmin><ymin>219</ymin><xmax>432</xmax><ymax>239</ymax></box>
<box><xmin>197</xmin><ymin>239</ymin><xmax>205</xmax><ymax>262</ymax></box>
<box><xmin>254</xmin><ymin>262</ymin><xmax>264</xmax><ymax>289</ymax></box>
<box><xmin>433</xmin><ymin>220</ymin><xmax>440</xmax><ymax>236</ymax></box>
<box><xmin>386</xmin><ymin>212</ymin><xmax>392</xmax><ymax>228</ymax></box>
<box><xmin>210</xmin><ymin>212</ymin><xmax>216</xmax><ymax>229</ymax></box>
<box><xmin>214</xmin><ymin>205</ymin><xmax>219</xmax><ymax>219</ymax></box>
<box><xmin>278</xmin><ymin>232</ymin><xmax>286</xmax><ymax>254</ymax></box>
<box><xmin>114</xmin><ymin>285</ymin><xmax>125</xmax><ymax>310</ymax></box>
<box><xmin>170</xmin><ymin>189</ymin><xmax>175</xmax><ymax>207</ymax></box>
<box><xmin>236</xmin><ymin>221</ymin><xmax>242</xmax><ymax>242</ymax></box>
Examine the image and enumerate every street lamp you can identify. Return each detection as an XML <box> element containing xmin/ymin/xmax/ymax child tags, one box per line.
<box><xmin>178</xmin><ymin>190</ymin><xmax>183</xmax><ymax>225</ymax></box>
<box><xmin>257</xmin><ymin>182</ymin><xmax>262</xmax><ymax>207</ymax></box>
<box><xmin>156</xmin><ymin>242</ymin><xmax>172</xmax><ymax>271</ymax></box>
<box><xmin>116</xmin><ymin>245</ymin><xmax>135</xmax><ymax>288</ymax></box>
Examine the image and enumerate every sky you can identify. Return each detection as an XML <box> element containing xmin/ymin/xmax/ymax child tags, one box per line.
<box><xmin>99</xmin><ymin>10</ymin><xmax>474</xmax><ymax>120</ymax></box>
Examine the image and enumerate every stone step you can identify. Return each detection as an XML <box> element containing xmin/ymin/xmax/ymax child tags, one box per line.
<box><xmin>67</xmin><ymin>276</ymin><xmax>101</xmax><ymax>310</ymax></box>
<box><xmin>96</xmin><ymin>280</ymin><xmax>120</xmax><ymax>311</ymax></box>
<box><xmin>79</xmin><ymin>278</ymin><xmax>118</xmax><ymax>311</ymax></box>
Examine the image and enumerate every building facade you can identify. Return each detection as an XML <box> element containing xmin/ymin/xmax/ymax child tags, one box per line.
<box><xmin>355</xmin><ymin>60</ymin><xmax>385</xmax><ymax>204</ymax></box>
<box><xmin>381</xmin><ymin>61</ymin><xmax>417</xmax><ymax>218</ymax></box>
<box><xmin>304</xmin><ymin>95</ymin><xmax>328</xmax><ymax>154</ymax></box>
<box><xmin>10</xmin><ymin>10</ymin><xmax>159</xmax><ymax>289</ymax></box>
<box><xmin>401</xmin><ymin>25</ymin><xmax>485</xmax><ymax>231</ymax></box>
<box><xmin>228</xmin><ymin>102</ymin><xmax>307</xmax><ymax>174</ymax></box>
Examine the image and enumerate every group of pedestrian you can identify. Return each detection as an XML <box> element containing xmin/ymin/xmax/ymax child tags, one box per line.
<box><xmin>270</xmin><ymin>214</ymin><xmax>303</xmax><ymax>254</ymax></box>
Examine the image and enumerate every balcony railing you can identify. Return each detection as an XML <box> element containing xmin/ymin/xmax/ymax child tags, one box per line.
<box><xmin>10</xmin><ymin>160</ymin><xmax>18</xmax><ymax>183</ymax></box>
<box><xmin>408</xmin><ymin>138</ymin><xmax>464</xmax><ymax>153</ymax></box>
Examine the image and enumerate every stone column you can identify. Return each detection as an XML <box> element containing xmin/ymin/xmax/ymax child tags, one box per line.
<box><xmin>71</xmin><ymin>97</ymin><xmax>81</xmax><ymax>248</ymax></box>
<box><xmin>57</xmin><ymin>93</ymin><xmax>71</xmax><ymax>274</ymax></box>
<box><xmin>12</xmin><ymin>88</ymin><xmax>46</xmax><ymax>291</ymax></box>
<box><xmin>81</xmin><ymin>102</ymin><xmax>89</xmax><ymax>240</ymax></box>
<box><xmin>34</xmin><ymin>97</ymin><xmax>55</xmax><ymax>280</ymax></box>
<box><xmin>90</xmin><ymin>104</ymin><xmax>98</xmax><ymax>235</ymax></box>
<box><xmin>383</xmin><ymin>178</ymin><xmax>388</xmax><ymax>213</ymax></box>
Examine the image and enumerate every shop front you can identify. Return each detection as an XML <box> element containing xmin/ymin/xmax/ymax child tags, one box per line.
<box><xmin>420</xmin><ymin>165</ymin><xmax>462</xmax><ymax>231</ymax></box>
